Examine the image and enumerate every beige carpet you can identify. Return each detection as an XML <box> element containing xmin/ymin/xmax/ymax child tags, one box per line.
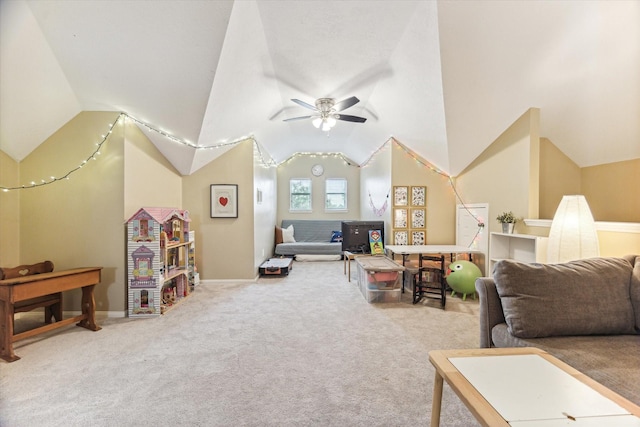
<box><xmin>0</xmin><ymin>260</ymin><xmax>481</xmax><ymax>426</ymax></box>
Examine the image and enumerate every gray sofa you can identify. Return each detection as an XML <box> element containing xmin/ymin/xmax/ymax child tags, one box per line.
<box><xmin>475</xmin><ymin>255</ymin><xmax>640</xmax><ymax>405</ymax></box>
<box><xmin>274</xmin><ymin>219</ymin><xmax>343</xmax><ymax>257</ymax></box>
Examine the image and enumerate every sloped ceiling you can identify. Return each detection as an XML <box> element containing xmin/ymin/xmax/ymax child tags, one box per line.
<box><xmin>1</xmin><ymin>0</ymin><xmax>638</xmax><ymax>177</ymax></box>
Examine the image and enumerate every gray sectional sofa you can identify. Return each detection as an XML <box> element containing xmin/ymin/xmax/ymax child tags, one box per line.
<box><xmin>274</xmin><ymin>219</ymin><xmax>344</xmax><ymax>257</ymax></box>
<box><xmin>475</xmin><ymin>255</ymin><xmax>640</xmax><ymax>405</ymax></box>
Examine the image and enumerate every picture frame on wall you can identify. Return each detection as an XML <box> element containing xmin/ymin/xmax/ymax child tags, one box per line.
<box><xmin>393</xmin><ymin>186</ymin><xmax>408</xmax><ymax>206</ymax></box>
<box><xmin>393</xmin><ymin>208</ymin><xmax>408</xmax><ymax>228</ymax></box>
<box><xmin>411</xmin><ymin>230</ymin><xmax>426</xmax><ymax>245</ymax></box>
<box><xmin>411</xmin><ymin>208</ymin><xmax>426</xmax><ymax>229</ymax></box>
<box><xmin>210</xmin><ymin>184</ymin><xmax>238</xmax><ymax>218</ymax></box>
<box><xmin>394</xmin><ymin>230</ymin><xmax>409</xmax><ymax>245</ymax></box>
<box><xmin>411</xmin><ymin>186</ymin><xmax>426</xmax><ymax>206</ymax></box>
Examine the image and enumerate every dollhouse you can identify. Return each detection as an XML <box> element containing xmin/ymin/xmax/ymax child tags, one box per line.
<box><xmin>126</xmin><ymin>207</ymin><xmax>196</xmax><ymax>317</ymax></box>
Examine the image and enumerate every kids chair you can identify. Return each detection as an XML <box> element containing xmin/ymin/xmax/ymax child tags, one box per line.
<box><xmin>412</xmin><ymin>254</ymin><xmax>446</xmax><ymax>309</ymax></box>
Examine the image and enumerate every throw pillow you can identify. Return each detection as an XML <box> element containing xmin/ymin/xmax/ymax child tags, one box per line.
<box><xmin>282</xmin><ymin>225</ymin><xmax>295</xmax><ymax>243</ymax></box>
<box><xmin>330</xmin><ymin>231</ymin><xmax>343</xmax><ymax>242</ymax></box>
<box><xmin>274</xmin><ymin>226</ymin><xmax>283</xmax><ymax>245</ymax></box>
<box><xmin>493</xmin><ymin>257</ymin><xmax>636</xmax><ymax>338</ymax></box>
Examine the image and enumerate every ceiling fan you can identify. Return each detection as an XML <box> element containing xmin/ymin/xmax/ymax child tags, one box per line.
<box><xmin>283</xmin><ymin>96</ymin><xmax>367</xmax><ymax>131</ymax></box>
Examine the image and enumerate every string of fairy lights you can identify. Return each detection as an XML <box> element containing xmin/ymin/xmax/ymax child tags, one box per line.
<box><xmin>0</xmin><ymin>112</ymin><xmax>276</xmax><ymax>191</ymax></box>
<box><xmin>0</xmin><ymin>114</ymin><xmax>485</xmax><ymax>246</ymax></box>
<box><xmin>362</xmin><ymin>138</ymin><xmax>485</xmax><ymax>248</ymax></box>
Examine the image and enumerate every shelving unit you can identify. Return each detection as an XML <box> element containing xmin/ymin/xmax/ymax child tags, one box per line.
<box><xmin>126</xmin><ymin>207</ymin><xmax>196</xmax><ymax>317</ymax></box>
<box><xmin>489</xmin><ymin>232</ymin><xmax>548</xmax><ymax>272</ymax></box>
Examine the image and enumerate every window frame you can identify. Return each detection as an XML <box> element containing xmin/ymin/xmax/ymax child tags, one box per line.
<box><xmin>325</xmin><ymin>178</ymin><xmax>348</xmax><ymax>212</ymax></box>
<box><xmin>289</xmin><ymin>178</ymin><xmax>312</xmax><ymax>212</ymax></box>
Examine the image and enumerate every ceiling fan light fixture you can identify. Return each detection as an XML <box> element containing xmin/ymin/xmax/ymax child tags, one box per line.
<box><xmin>312</xmin><ymin>117</ymin><xmax>322</xmax><ymax>128</ymax></box>
<box><xmin>326</xmin><ymin>116</ymin><xmax>337</xmax><ymax>127</ymax></box>
<box><xmin>321</xmin><ymin>120</ymin><xmax>332</xmax><ymax>132</ymax></box>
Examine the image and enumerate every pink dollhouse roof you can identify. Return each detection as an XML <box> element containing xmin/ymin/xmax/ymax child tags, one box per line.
<box><xmin>126</xmin><ymin>207</ymin><xmax>191</xmax><ymax>224</ymax></box>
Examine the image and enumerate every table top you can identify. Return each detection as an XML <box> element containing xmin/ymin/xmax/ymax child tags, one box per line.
<box><xmin>385</xmin><ymin>245</ymin><xmax>480</xmax><ymax>255</ymax></box>
<box><xmin>0</xmin><ymin>267</ymin><xmax>103</xmax><ymax>286</ymax></box>
<box><xmin>429</xmin><ymin>347</ymin><xmax>640</xmax><ymax>426</ymax></box>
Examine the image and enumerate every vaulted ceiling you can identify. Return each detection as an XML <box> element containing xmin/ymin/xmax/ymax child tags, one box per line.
<box><xmin>1</xmin><ymin>0</ymin><xmax>638</xmax><ymax>176</ymax></box>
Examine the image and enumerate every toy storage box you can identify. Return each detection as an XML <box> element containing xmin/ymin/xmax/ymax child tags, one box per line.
<box><xmin>355</xmin><ymin>256</ymin><xmax>405</xmax><ymax>303</ymax></box>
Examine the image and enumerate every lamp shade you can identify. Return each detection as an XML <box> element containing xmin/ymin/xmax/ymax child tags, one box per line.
<box><xmin>546</xmin><ymin>195</ymin><xmax>599</xmax><ymax>263</ymax></box>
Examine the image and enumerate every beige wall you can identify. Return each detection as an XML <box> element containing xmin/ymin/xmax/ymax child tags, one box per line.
<box><xmin>182</xmin><ymin>140</ymin><xmax>256</xmax><ymax>280</ymax></box>
<box><xmin>0</xmin><ymin>150</ymin><xmax>20</xmax><ymax>267</ymax></box>
<box><xmin>392</xmin><ymin>140</ymin><xmax>457</xmax><ymax>244</ymax></box>
<box><xmin>18</xmin><ymin>111</ymin><xmax>124</xmax><ymax>312</ymax></box>
<box><xmin>582</xmin><ymin>158</ymin><xmax>640</xmax><ymax>222</ymax></box>
<box><xmin>539</xmin><ymin>137</ymin><xmax>581</xmax><ymax>219</ymax></box>
<box><xmin>253</xmin><ymin>143</ymin><xmax>278</xmax><ymax>266</ymax></box>
<box><xmin>123</xmin><ymin>119</ymin><xmax>182</xmax><ymax>219</ymax></box>
<box><xmin>359</xmin><ymin>140</ymin><xmax>392</xmax><ymax>243</ymax></box>
<box><xmin>276</xmin><ymin>154</ymin><xmax>361</xmax><ymax>222</ymax></box>
<box><xmin>456</xmin><ymin>108</ymin><xmax>540</xmax><ymax>235</ymax></box>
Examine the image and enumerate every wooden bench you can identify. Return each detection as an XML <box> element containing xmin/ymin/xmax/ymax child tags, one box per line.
<box><xmin>0</xmin><ymin>261</ymin><xmax>63</xmax><ymax>325</ymax></box>
<box><xmin>0</xmin><ymin>265</ymin><xmax>103</xmax><ymax>362</ymax></box>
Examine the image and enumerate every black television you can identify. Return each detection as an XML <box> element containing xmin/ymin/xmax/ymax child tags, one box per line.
<box><xmin>341</xmin><ymin>220</ymin><xmax>385</xmax><ymax>254</ymax></box>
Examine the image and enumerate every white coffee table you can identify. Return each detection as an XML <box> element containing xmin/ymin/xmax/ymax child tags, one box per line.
<box><xmin>428</xmin><ymin>347</ymin><xmax>640</xmax><ymax>426</ymax></box>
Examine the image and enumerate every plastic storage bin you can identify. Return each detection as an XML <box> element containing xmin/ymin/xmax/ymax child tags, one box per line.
<box><xmin>356</xmin><ymin>256</ymin><xmax>405</xmax><ymax>303</ymax></box>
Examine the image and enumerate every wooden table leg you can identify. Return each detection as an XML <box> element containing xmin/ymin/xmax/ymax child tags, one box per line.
<box><xmin>343</xmin><ymin>252</ymin><xmax>347</xmax><ymax>275</ymax></box>
<box><xmin>0</xmin><ymin>298</ymin><xmax>19</xmax><ymax>362</ymax></box>
<box><xmin>77</xmin><ymin>284</ymin><xmax>101</xmax><ymax>331</ymax></box>
<box><xmin>44</xmin><ymin>292</ymin><xmax>63</xmax><ymax>324</ymax></box>
<box><xmin>431</xmin><ymin>370</ymin><xmax>444</xmax><ymax>427</ymax></box>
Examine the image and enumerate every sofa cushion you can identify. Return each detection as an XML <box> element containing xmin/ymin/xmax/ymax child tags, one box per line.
<box><xmin>493</xmin><ymin>258</ymin><xmax>636</xmax><ymax>338</ymax></box>
<box><xmin>275</xmin><ymin>226</ymin><xmax>283</xmax><ymax>245</ymax></box>
<box><xmin>281</xmin><ymin>220</ymin><xmax>344</xmax><ymax>243</ymax></box>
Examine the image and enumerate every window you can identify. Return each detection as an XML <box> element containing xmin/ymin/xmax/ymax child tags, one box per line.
<box><xmin>325</xmin><ymin>178</ymin><xmax>347</xmax><ymax>210</ymax></box>
<box><xmin>290</xmin><ymin>179</ymin><xmax>312</xmax><ymax>211</ymax></box>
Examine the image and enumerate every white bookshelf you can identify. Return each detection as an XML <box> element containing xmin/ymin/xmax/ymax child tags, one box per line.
<box><xmin>489</xmin><ymin>232</ymin><xmax>548</xmax><ymax>273</ymax></box>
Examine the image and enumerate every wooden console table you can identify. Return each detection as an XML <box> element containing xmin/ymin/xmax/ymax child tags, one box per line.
<box><xmin>0</xmin><ymin>267</ymin><xmax>103</xmax><ymax>362</ymax></box>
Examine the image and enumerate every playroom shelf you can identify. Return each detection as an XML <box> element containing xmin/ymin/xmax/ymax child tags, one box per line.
<box><xmin>489</xmin><ymin>232</ymin><xmax>548</xmax><ymax>272</ymax></box>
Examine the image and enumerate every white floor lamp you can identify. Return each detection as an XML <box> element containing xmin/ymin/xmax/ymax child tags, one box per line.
<box><xmin>546</xmin><ymin>195</ymin><xmax>600</xmax><ymax>263</ymax></box>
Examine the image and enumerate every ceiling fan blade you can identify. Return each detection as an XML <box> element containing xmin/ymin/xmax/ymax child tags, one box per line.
<box><xmin>291</xmin><ymin>99</ymin><xmax>318</xmax><ymax>111</ymax></box>
<box><xmin>283</xmin><ymin>115</ymin><xmax>315</xmax><ymax>122</ymax></box>
<box><xmin>333</xmin><ymin>96</ymin><xmax>360</xmax><ymax>112</ymax></box>
<box><xmin>336</xmin><ymin>114</ymin><xmax>367</xmax><ymax>123</ymax></box>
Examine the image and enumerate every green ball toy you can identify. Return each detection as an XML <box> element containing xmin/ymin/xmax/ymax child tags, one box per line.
<box><xmin>446</xmin><ymin>260</ymin><xmax>482</xmax><ymax>300</ymax></box>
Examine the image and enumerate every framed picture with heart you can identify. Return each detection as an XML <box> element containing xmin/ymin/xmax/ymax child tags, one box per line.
<box><xmin>210</xmin><ymin>184</ymin><xmax>238</xmax><ymax>218</ymax></box>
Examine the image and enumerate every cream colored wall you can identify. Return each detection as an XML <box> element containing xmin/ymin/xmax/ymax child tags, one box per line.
<box><xmin>456</xmin><ymin>109</ymin><xmax>540</xmax><ymax>235</ymax></box>
<box><xmin>359</xmin><ymin>141</ymin><xmax>392</xmax><ymax>243</ymax></box>
<box><xmin>182</xmin><ymin>140</ymin><xmax>256</xmax><ymax>280</ymax></box>
<box><xmin>276</xmin><ymin>154</ymin><xmax>361</xmax><ymax>222</ymax></box>
<box><xmin>539</xmin><ymin>137</ymin><xmax>581</xmax><ymax>219</ymax></box>
<box><xmin>392</xmin><ymin>141</ymin><xmax>457</xmax><ymax>244</ymax></box>
<box><xmin>253</xmin><ymin>144</ymin><xmax>278</xmax><ymax>265</ymax></box>
<box><xmin>18</xmin><ymin>111</ymin><xmax>124</xmax><ymax>312</ymax></box>
<box><xmin>123</xmin><ymin>119</ymin><xmax>182</xmax><ymax>219</ymax></box>
<box><xmin>0</xmin><ymin>150</ymin><xmax>20</xmax><ymax>267</ymax></box>
<box><xmin>582</xmin><ymin>158</ymin><xmax>640</xmax><ymax>222</ymax></box>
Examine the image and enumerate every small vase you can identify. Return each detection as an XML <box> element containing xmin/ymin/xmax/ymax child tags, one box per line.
<box><xmin>502</xmin><ymin>223</ymin><xmax>515</xmax><ymax>234</ymax></box>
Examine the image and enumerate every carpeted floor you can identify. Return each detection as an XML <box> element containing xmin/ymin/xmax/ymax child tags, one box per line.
<box><xmin>0</xmin><ymin>260</ymin><xmax>481</xmax><ymax>426</ymax></box>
